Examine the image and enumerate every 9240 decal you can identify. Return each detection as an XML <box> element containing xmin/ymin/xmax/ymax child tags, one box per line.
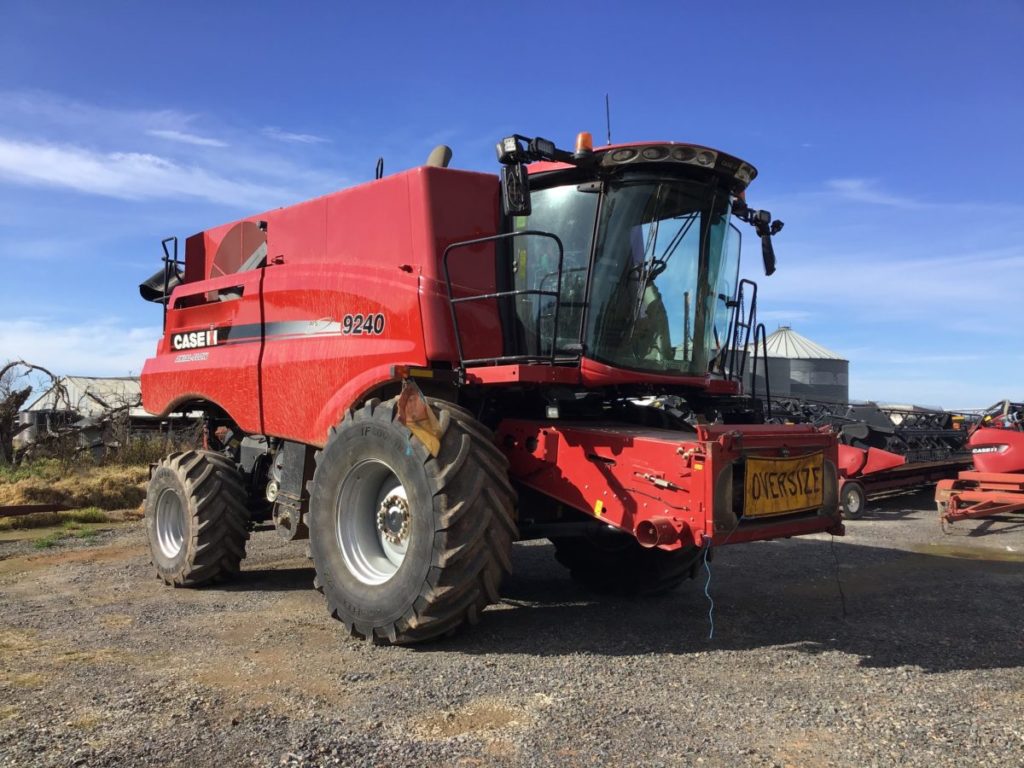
<box><xmin>342</xmin><ymin>313</ymin><xmax>386</xmax><ymax>335</ymax></box>
<box><xmin>169</xmin><ymin>313</ymin><xmax>386</xmax><ymax>352</ymax></box>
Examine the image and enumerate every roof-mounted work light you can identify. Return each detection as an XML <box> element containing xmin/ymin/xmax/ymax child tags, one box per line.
<box><xmin>496</xmin><ymin>136</ymin><xmax>527</xmax><ymax>165</ymax></box>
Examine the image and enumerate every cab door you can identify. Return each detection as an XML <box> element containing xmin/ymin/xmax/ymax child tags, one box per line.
<box><xmin>160</xmin><ymin>222</ymin><xmax>268</xmax><ymax>434</ymax></box>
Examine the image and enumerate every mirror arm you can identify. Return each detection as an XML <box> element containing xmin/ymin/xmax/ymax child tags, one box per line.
<box><xmin>734</xmin><ymin>201</ymin><xmax>783</xmax><ymax>277</ymax></box>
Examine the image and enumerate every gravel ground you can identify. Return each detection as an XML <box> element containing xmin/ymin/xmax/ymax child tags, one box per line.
<box><xmin>1</xmin><ymin>488</ymin><xmax>1022</xmax><ymax>767</ymax></box>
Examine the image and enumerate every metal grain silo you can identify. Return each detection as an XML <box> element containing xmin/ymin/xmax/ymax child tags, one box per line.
<box><xmin>747</xmin><ymin>326</ymin><xmax>848</xmax><ymax>404</ymax></box>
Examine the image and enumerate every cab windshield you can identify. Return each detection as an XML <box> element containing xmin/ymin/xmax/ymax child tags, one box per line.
<box><xmin>510</xmin><ymin>174</ymin><xmax>739</xmax><ymax>375</ymax></box>
<box><xmin>587</xmin><ymin>177</ymin><xmax>738</xmax><ymax>374</ymax></box>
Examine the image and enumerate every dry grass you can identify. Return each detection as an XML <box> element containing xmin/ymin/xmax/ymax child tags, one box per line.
<box><xmin>0</xmin><ymin>507</ymin><xmax>118</xmax><ymax>532</ymax></box>
<box><xmin>0</xmin><ymin>462</ymin><xmax>148</xmax><ymax>510</ymax></box>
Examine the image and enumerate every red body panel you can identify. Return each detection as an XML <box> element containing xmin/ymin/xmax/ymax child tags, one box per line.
<box><xmin>969</xmin><ymin>427</ymin><xmax>1024</xmax><ymax>474</ymax></box>
<box><xmin>143</xmin><ymin>167</ymin><xmax>501</xmax><ymax>446</ymax></box>
<box><xmin>142</xmin><ymin>270</ymin><xmax>266</xmax><ymax>433</ymax></box>
<box><xmin>836</xmin><ymin>444</ymin><xmax>906</xmax><ymax>479</ymax></box>
<box><xmin>579</xmin><ymin>357</ymin><xmax>740</xmax><ymax>394</ymax></box>
<box><xmin>497</xmin><ymin>420</ymin><xmax>841</xmax><ymax>549</ymax></box>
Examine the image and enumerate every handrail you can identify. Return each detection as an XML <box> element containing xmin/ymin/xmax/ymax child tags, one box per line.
<box><xmin>749</xmin><ymin>321</ymin><xmax>772</xmax><ymax>419</ymax></box>
<box><xmin>442</xmin><ymin>230</ymin><xmax>568</xmax><ymax>367</ymax></box>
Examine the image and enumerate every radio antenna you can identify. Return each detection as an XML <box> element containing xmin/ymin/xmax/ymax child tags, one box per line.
<box><xmin>605</xmin><ymin>94</ymin><xmax>612</xmax><ymax>145</ymax></box>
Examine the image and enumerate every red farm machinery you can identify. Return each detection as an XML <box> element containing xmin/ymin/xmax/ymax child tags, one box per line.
<box><xmin>138</xmin><ymin>131</ymin><xmax>843</xmax><ymax>644</ymax></box>
<box><xmin>935</xmin><ymin>400</ymin><xmax>1024</xmax><ymax>528</ymax></box>
<box><xmin>771</xmin><ymin>399</ymin><xmax>970</xmax><ymax>518</ymax></box>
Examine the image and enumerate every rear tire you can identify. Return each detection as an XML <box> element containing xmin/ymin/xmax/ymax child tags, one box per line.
<box><xmin>840</xmin><ymin>480</ymin><xmax>867</xmax><ymax>519</ymax></box>
<box><xmin>144</xmin><ymin>450</ymin><xmax>250</xmax><ymax>586</ymax></box>
<box><xmin>308</xmin><ymin>398</ymin><xmax>516</xmax><ymax>644</ymax></box>
<box><xmin>551</xmin><ymin>531</ymin><xmax>701</xmax><ymax>595</ymax></box>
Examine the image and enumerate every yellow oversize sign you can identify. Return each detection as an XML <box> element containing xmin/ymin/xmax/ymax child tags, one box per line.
<box><xmin>743</xmin><ymin>453</ymin><xmax>824</xmax><ymax>518</ymax></box>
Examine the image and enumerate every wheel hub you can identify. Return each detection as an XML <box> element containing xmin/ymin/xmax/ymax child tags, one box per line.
<box><xmin>377</xmin><ymin>493</ymin><xmax>410</xmax><ymax>545</ymax></box>
<box><xmin>337</xmin><ymin>460</ymin><xmax>411</xmax><ymax>586</ymax></box>
<box><xmin>155</xmin><ymin>488</ymin><xmax>187</xmax><ymax>559</ymax></box>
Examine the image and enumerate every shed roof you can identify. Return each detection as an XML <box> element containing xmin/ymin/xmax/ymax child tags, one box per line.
<box><xmin>25</xmin><ymin>376</ymin><xmax>149</xmax><ymax>418</ymax></box>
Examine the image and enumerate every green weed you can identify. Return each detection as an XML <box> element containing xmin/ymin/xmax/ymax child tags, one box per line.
<box><xmin>30</xmin><ymin>525</ymin><xmax>104</xmax><ymax>549</ymax></box>
<box><xmin>32</xmin><ymin>532</ymin><xmax>63</xmax><ymax>549</ymax></box>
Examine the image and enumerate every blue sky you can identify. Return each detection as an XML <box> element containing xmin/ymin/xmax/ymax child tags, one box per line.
<box><xmin>0</xmin><ymin>1</ymin><xmax>1021</xmax><ymax>409</ymax></box>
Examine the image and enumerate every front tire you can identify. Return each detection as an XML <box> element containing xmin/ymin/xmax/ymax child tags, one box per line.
<box><xmin>144</xmin><ymin>450</ymin><xmax>250</xmax><ymax>586</ymax></box>
<box><xmin>308</xmin><ymin>398</ymin><xmax>516</xmax><ymax>644</ymax></box>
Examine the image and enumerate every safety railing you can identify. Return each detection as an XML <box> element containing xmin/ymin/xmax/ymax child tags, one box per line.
<box><xmin>442</xmin><ymin>231</ymin><xmax>569</xmax><ymax>367</ymax></box>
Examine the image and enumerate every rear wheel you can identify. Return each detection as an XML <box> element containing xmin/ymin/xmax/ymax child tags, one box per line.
<box><xmin>144</xmin><ymin>450</ymin><xmax>250</xmax><ymax>586</ymax></box>
<box><xmin>551</xmin><ymin>530</ymin><xmax>702</xmax><ymax>595</ymax></box>
<box><xmin>840</xmin><ymin>480</ymin><xmax>867</xmax><ymax>519</ymax></box>
<box><xmin>308</xmin><ymin>398</ymin><xmax>516</xmax><ymax>644</ymax></box>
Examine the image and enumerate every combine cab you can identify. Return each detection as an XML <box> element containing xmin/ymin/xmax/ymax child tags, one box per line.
<box><xmin>936</xmin><ymin>400</ymin><xmax>1024</xmax><ymax>528</ymax></box>
<box><xmin>138</xmin><ymin>131</ymin><xmax>842</xmax><ymax>644</ymax></box>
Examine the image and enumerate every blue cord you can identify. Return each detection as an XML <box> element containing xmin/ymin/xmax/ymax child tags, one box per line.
<box><xmin>702</xmin><ymin>536</ymin><xmax>715</xmax><ymax>640</ymax></box>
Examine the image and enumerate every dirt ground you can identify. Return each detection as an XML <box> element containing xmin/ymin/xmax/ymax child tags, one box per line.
<box><xmin>0</xmin><ymin>488</ymin><xmax>1022</xmax><ymax>767</ymax></box>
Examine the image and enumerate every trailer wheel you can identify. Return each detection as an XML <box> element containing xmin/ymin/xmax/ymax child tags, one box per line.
<box><xmin>144</xmin><ymin>450</ymin><xmax>250</xmax><ymax>586</ymax></box>
<box><xmin>308</xmin><ymin>398</ymin><xmax>516</xmax><ymax>644</ymax></box>
<box><xmin>551</xmin><ymin>532</ymin><xmax>701</xmax><ymax>595</ymax></box>
<box><xmin>840</xmin><ymin>480</ymin><xmax>867</xmax><ymax>519</ymax></box>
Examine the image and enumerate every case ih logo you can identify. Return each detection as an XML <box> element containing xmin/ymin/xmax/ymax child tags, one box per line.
<box><xmin>171</xmin><ymin>330</ymin><xmax>220</xmax><ymax>350</ymax></box>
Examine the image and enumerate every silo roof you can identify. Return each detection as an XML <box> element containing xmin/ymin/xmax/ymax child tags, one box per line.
<box><xmin>759</xmin><ymin>326</ymin><xmax>847</xmax><ymax>361</ymax></box>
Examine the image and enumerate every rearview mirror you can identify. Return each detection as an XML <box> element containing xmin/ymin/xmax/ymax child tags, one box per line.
<box><xmin>500</xmin><ymin>163</ymin><xmax>531</xmax><ymax>217</ymax></box>
<box><xmin>761</xmin><ymin>235</ymin><xmax>776</xmax><ymax>276</ymax></box>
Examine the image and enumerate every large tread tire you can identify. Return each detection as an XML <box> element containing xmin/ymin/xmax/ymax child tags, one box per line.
<box><xmin>144</xmin><ymin>450</ymin><xmax>250</xmax><ymax>586</ymax></box>
<box><xmin>551</xmin><ymin>534</ymin><xmax>701</xmax><ymax>596</ymax></box>
<box><xmin>308</xmin><ymin>397</ymin><xmax>516</xmax><ymax>644</ymax></box>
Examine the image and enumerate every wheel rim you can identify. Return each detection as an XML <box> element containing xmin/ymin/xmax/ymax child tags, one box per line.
<box><xmin>844</xmin><ymin>487</ymin><xmax>862</xmax><ymax>515</ymax></box>
<box><xmin>155</xmin><ymin>487</ymin><xmax>187</xmax><ymax>559</ymax></box>
<box><xmin>337</xmin><ymin>459</ymin><xmax>411</xmax><ymax>585</ymax></box>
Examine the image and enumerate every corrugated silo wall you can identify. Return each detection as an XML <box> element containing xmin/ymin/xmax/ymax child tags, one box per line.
<box><xmin>745</xmin><ymin>357</ymin><xmax>792</xmax><ymax>400</ymax></box>
<box><xmin>788</xmin><ymin>358</ymin><xmax>849</xmax><ymax>403</ymax></box>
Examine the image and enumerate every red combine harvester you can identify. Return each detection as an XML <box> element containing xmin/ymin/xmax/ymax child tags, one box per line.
<box><xmin>935</xmin><ymin>400</ymin><xmax>1024</xmax><ymax>528</ymax></box>
<box><xmin>139</xmin><ymin>131</ymin><xmax>842</xmax><ymax>644</ymax></box>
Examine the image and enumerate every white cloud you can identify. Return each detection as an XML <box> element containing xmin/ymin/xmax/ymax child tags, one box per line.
<box><xmin>146</xmin><ymin>129</ymin><xmax>227</xmax><ymax>148</ymax></box>
<box><xmin>0</xmin><ymin>90</ymin><xmax>347</xmax><ymax>209</ymax></box>
<box><xmin>826</xmin><ymin>178</ymin><xmax>926</xmax><ymax>209</ymax></box>
<box><xmin>762</xmin><ymin>247</ymin><xmax>1024</xmax><ymax>315</ymax></box>
<box><xmin>0</xmin><ymin>90</ymin><xmax>195</xmax><ymax>140</ymax></box>
<box><xmin>0</xmin><ymin>318</ymin><xmax>159</xmax><ymax>377</ymax></box>
<box><xmin>0</xmin><ymin>137</ymin><xmax>293</xmax><ymax>209</ymax></box>
<box><xmin>262</xmin><ymin>126</ymin><xmax>330</xmax><ymax>144</ymax></box>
